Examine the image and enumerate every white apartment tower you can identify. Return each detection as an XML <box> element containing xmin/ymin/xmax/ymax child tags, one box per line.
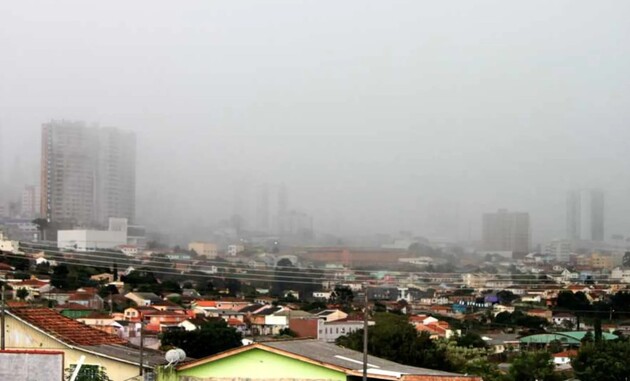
<box><xmin>41</xmin><ymin>120</ymin><xmax>136</xmax><ymax>227</ymax></box>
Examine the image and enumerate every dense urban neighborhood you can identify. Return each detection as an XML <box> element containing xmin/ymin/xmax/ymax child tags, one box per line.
<box><xmin>3</xmin><ymin>2</ymin><xmax>630</xmax><ymax>380</ymax></box>
<box><xmin>1</xmin><ymin>231</ymin><xmax>630</xmax><ymax>380</ymax></box>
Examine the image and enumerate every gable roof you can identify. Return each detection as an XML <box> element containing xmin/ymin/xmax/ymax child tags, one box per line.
<box><xmin>177</xmin><ymin>339</ymin><xmax>477</xmax><ymax>380</ymax></box>
<box><xmin>126</xmin><ymin>292</ymin><xmax>162</xmax><ymax>301</ymax></box>
<box><xmin>8</xmin><ymin>307</ymin><xmax>126</xmax><ymax>346</ymax></box>
<box><xmin>238</xmin><ymin>304</ymin><xmax>264</xmax><ymax>313</ymax></box>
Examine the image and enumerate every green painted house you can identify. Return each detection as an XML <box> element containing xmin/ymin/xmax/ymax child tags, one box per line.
<box><xmin>157</xmin><ymin>339</ymin><xmax>480</xmax><ymax>381</ymax></box>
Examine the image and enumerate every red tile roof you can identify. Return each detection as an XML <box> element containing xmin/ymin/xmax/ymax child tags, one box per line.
<box><xmin>55</xmin><ymin>302</ymin><xmax>93</xmax><ymax>311</ymax></box>
<box><xmin>227</xmin><ymin>318</ymin><xmax>245</xmax><ymax>326</ymax></box>
<box><xmin>16</xmin><ymin>280</ymin><xmax>49</xmax><ymax>287</ymax></box>
<box><xmin>195</xmin><ymin>301</ymin><xmax>217</xmax><ymax>308</ymax></box>
<box><xmin>553</xmin><ymin>350</ymin><xmax>578</xmax><ymax>358</ymax></box>
<box><xmin>68</xmin><ymin>293</ymin><xmax>99</xmax><ymax>301</ymax></box>
<box><xmin>9</xmin><ymin>308</ymin><xmax>126</xmax><ymax>346</ymax></box>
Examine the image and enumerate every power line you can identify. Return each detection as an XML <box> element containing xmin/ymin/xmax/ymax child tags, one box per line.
<box><xmin>17</xmin><ymin>241</ymin><xmax>624</xmax><ymax>280</ymax></box>
<box><xmin>4</xmin><ymin>250</ymin><xmax>630</xmax><ymax>292</ymax></box>
<box><xmin>8</xmin><ymin>243</ymin><xmax>628</xmax><ymax>285</ymax></box>
<box><xmin>1</xmin><ymin>252</ymin><xmax>326</xmax><ymax>286</ymax></box>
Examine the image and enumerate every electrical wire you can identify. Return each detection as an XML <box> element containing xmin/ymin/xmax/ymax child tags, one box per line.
<box><xmin>17</xmin><ymin>240</ymin><xmax>624</xmax><ymax>280</ymax></box>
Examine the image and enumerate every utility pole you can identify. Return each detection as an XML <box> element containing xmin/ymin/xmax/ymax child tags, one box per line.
<box><xmin>139</xmin><ymin>320</ymin><xmax>145</xmax><ymax>377</ymax></box>
<box><xmin>1</xmin><ymin>285</ymin><xmax>5</xmax><ymax>350</ymax></box>
<box><xmin>362</xmin><ymin>284</ymin><xmax>369</xmax><ymax>381</ymax></box>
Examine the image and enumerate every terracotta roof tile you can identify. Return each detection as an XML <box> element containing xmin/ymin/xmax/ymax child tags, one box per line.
<box><xmin>55</xmin><ymin>302</ymin><xmax>93</xmax><ymax>311</ymax></box>
<box><xmin>9</xmin><ymin>307</ymin><xmax>126</xmax><ymax>346</ymax></box>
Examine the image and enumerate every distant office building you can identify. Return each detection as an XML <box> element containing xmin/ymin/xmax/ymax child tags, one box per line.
<box><xmin>544</xmin><ymin>239</ymin><xmax>571</xmax><ymax>262</ymax></box>
<box><xmin>566</xmin><ymin>189</ymin><xmax>604</xmax><ymax>241</ymax></box>
<box><xmin>277</xmin><ymin>183</ymin><xmax>288</xmax><ymax>235</ymax></box>
<box><xmin>57</xmin><ymin>229</ymin><xmax>127</xmax><ymax>252</ymax></box>
<box><xmin>57</xmin><ymin>217</ymin><xmax>142</xmax><ymax>252</ymax></box>
<box><xmin>41</xmin><ymin>120</ymin><xmax>136</xmax><ymax>227</ymax></box>
<box><xmin>482</xmin><ymin>209</ymin><xmax>530</xmax><ymax>254</ymax></box>
<box><xmin>188</xmin><ymin>241</ymin><xmax>218</xmax><ymax>258</ymax></box>
<box><xmin>256</xmin><ymin>183</ymin><xmax>270</xmax><ymax>232</ymax></box>
<box><xmin>227</xmin><ymin>244</ymin><xmax>245</xmax><ymax>256</ymax></box>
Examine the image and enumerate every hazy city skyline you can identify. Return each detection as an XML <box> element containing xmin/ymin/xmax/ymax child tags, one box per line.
<box><xmin>2</xmin><ymin>1</ymin><xmax>630</xmax><ymax>244</ymax></box>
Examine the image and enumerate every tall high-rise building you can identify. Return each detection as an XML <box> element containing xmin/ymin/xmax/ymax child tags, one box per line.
<box><xmin>256</xmin><ymin>183</ymin><xmax>270</xmax><ymax>232</ymax></box>
<box><xmin>566</xmin><ymin>189</ymin><xmax>604</xmax><ymax>241</ymax></box>
<box><xmin>94</xmin><ymin>127</ymin><xmax>136</xmax><ymax>225</ymax></box>
<box><xmin>21</xmin><ymin>185</ymin><xmax>40</xmax><ymax>218</ymax></box>
<box><xmin>277</xmin><ymin>183</ymin><xmax>288</xmax><ymax>235</ymax></box>
<box><xmin>482</xmin><ymin>209</ymin><xmax>531</xmax><ymax>254</ymax></box>
<box><xmin>41</xmin><ymin>120</ymin><xmax>136</xmax><ymax>227</ymax></box>
<box><xmin>0</xmin><ymin>124</ymin><xmax>5</xmax><ymax>201</ymax></box>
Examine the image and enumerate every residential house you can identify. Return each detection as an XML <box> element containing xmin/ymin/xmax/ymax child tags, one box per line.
<box><xmin>117</xmin><ymin>245</ymin><xmax>139</xmax><ymax>256</ymax></box>
<box><xmin>91</xmin><ymin>273</ymin><xmax>115</xmax><ymax>283</ymax></box>
<box><xmin>178</xmin><ymin>316</ymin><xmax>220</xmax><ymax>331</ymax></box>
<box><xmin>552</xmin><ymin>312</ymin><xmax>577</xmax><ymax>327</ymax></box>
<box><xmin>525</xmin><ymin>309</ymin><xmax>552</xmax><ymax>322</ymax></box>
<box><xmin>253</xmin><ymin>296</ymin><xmax>277</xmax><ymax>305</ymax></box>
<box><xmin>611</xmin><ymin>267</ymin><xmax>630</xmax><ymax>283</ymax></box>
<box><xmin>67</xmin><ymin>290</ymin><xmax>104</xmax><ymax>310</ymax></box>
<box><xmin>125</xmin><ymin>292</ymin><xmax>162</xmax><ymax>306</ymax></box>
<box><xmin>248</xmin><ymin>305</ymin><xmax>284</xmax><ymax>336</ymax></box>
<box><xmin>192</xmin><ymin>299</ymin><xmax>250</xmax><ymax>315</ymax></box>
<box><xmin>312</xmin><ymin>291</ymin><xmax>332</xmax><ymax>300</ymax></box>
<box><xmin>124</xmin><ymin>306</ymin><xmax>159</xmax><ymax>322</ymax></box>
<box><xmin>6</xmin><ymin>307</ymin><xmax>166</xmax><ymax>381</ymax></box>
<box><xmin>203</xmin><ymin>309</ymin><xmax>245</xmax><ymax>323</ymax></box>
<box><xmin>481</xmin><ymin>334</ymin><xmax>520</xmax><ymax>354</ymax></box>
<box><xmin>77</xmin><ymin>313</ymin><xmax>120</xmax><ymax>335</ymax></box>
<box><xmin>142</xmin><ymin>310</ymin><xmax>190</xmax><ymax>333</ymax></box>
<box><xmin>0</xmin><ymin>262</ymin><xmax>14</xmax><ymax>279</ymax></box>
<box><xmin>157</xmin><ymin>339</ymin><xmax>482</xmax><ymax>381</ymax></box>
<box><xmin>409</xmin><ymin>315</ymin><xmax>459</xmax><ymax>339</ymax></box>
<box><xmin>8</xmin><ymin>279</ymin><xmax>52</xmax><ymax>300</ymax></box>
<box><xmin>152</xmin><ymin>300</ymin><xmax>186</xmax><ymax>314</ymax></box>
<box><xmin>553</xmin><ymin>350</ymin><xmax>577</xmax><ymax>366</ymax></box>
<box><xmin>493</xmin><ymin>304</ymin><xmax>515</xmax><ymax>316</ymax></box>
<box><xmin>290</xmin><ymin>317</ymin><xmax>373</xmax><ymax>342</ymax></box>
<box><xmin>315</xmin><ymin>309</ymin><xmax>348</xmax><ymax>322</ymax></box>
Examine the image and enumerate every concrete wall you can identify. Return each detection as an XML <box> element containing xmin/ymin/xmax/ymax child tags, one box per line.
<box><xmin>0</xmin><ymin>351</ymin><xmax>64</xmax><ymax>381</ymax></box>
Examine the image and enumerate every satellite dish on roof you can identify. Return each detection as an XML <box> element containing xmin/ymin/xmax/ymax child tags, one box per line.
<box><xmin>165</xmin><ymin>348</ymin><xmax>187</xmax><ymax>368</ymax></box>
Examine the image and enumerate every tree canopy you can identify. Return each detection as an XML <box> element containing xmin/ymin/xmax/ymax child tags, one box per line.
<box><xmin>336</xmin><ymin>312</ymin><xmax>452</xmax><ymax>371</ymax></box>
<box><xmin>160</xmin><ymin>319</ymin><xmax>242</xmax><ymax>359</ymax></box>
<box><xmin>572</xmin><ymin>340</ymin><xmax>630</xmax><ymax>381</ymax></box>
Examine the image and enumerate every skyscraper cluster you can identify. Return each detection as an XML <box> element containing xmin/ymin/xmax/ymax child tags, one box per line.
<box><xmin>41</xmin><ymin>120</ymin><xmax>136</xmax><ymax>228</ymax></box>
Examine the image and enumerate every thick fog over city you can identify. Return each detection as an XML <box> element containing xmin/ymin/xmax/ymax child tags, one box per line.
<box><xmin>2</xmin><ymin>0</ymin><xmax>630</xmax><ymax>245</ymax></box>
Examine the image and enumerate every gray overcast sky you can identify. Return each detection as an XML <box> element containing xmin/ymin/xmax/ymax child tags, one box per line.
<box><xmin>2</xmin><ymin>1</ymin><xmax>630</xmax><ymax>243</ymax></box>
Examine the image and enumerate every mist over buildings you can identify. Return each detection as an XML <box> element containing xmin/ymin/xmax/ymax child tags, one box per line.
<box><xmin>2</xmin><ymin>1</ymin><xmax>630</xmax><ymax>246</ymax></box>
